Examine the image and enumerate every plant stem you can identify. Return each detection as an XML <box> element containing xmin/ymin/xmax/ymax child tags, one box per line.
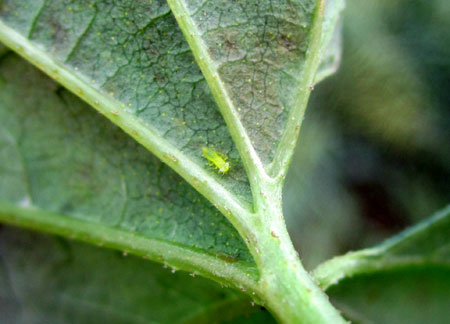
<box><xmin>248</xmin><ymin>180</ymin><xmax>346</xmax><ymax>324</ymax></box>
<box><xmin>259</xmin><ymin>222</ymin><xmax>346</xmax><ymax>323</ymax></box>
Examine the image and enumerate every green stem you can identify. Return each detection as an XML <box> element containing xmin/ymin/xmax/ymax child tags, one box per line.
<box><xmin>247</xmin><ymin>181</ymin><xmax>346</xmax><ymax>324</ymax></box>
<box><xmin>258</xmin><ymin>223</ymin><xmax>346</xmax><ymax>323</ymax></box>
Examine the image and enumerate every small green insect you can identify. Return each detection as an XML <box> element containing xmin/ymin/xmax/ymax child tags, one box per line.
<box><xmin>202</xmin><ymin>147</ymin><xmax>231</xmax><ymax>174</ymax></box>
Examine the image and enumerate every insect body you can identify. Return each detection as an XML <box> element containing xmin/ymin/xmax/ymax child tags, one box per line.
<box><xmin>202</xmin><ymin>147</ymin><xmax>230</xmax><ymax>174</ymax></box>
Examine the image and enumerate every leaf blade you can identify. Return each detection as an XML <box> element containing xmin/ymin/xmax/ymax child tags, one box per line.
<box><xmin>0</xmin><ymin>53</ymin><xmax>257</xmax><ymax>292</ymax></box>
<box><xmin>167</xmin><ymin>0</ymin><xmax>329</xmax><ymax>179</ymax></box>
<box><xmin>0</xmin><ymin>0</ymin><xmax>253</xmax><ymax>220</ymax></box>
<box><xmin>0</xmin><ymin>203</ymin><xmax>257</xmax><ymax>290</ymax></box>
<box><xmin>0</xmin><ymin>226</ymin><xmax>273</xmax><ymax>324</ymax></box>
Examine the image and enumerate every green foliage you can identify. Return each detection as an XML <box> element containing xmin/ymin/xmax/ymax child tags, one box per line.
<box><xmin>0</xmin><ymin>54</ymin><xmax>255</xmax><ymax>288</ymax></box>
<box><xmin>0</xmin><ymin>227</ymin><xmax>273</xmax><ymax>324</ymax></box>
<box><xmin>315</xmin><ymin>206</ymin><xmax>450</xmax><ymax>323</ymax></box>
<box><xmin>314</xmin><ymin>205</ymin><xmax>450</xmax><ymax>289</ymax></box>
<box><xmin>0</xmin><ymin>0</ymin><xmax>448</xmax><ymax>323</ymax></box>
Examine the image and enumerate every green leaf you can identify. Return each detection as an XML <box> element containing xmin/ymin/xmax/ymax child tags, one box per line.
<box><xmin>313</xmin><ymin>205</ymin><xmax>450</xmax><ymax>288</ymax></box>
<box><xmin>168</xmin><ymin>0</ymin><xmax>327</xmax><ymax>177</ymax></box>
<box><xmin>0</xmin><ymin>226</ymin><xmax>275</xmax><ymax>324</ymax></box>
<box><xmin>0</xmin><ymin>0</ymin><xmax>345</xmax><ymax>288</ymax></box>
<box><xmin>0</xmin><ymin>0</ymin><xmax>253</xmax><ymax>222</ymax></box>
<box><xmin>0</xmin><ymin>0</ymin><xmax>343</xmax><ymax>196</ymax></box>
<box><xmin>313</xmin><ymin>205</ymin><xmax>450</xmax><ymax>323</ymax></box>
<box><xmin>0</xmin><ymin>53</ymin><xmax>257</xmax><ymax>291</ymax></box>
<box><xmin>0</xmin><ymin>1</ymin><xmax>347</xmax><ymax>322</ymax></box>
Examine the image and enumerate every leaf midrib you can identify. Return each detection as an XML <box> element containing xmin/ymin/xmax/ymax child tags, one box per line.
<box><xmin>167</xmin><ymin>0</ymin><xmax>327</xmax><ymax>184</ymax></box>
<box><xmin>166</xmin><ymin>0</ymin><xmax>265</xmax><ymax>198</ymax></box>
<box><xmin>0</xmin><ymin>202</ymin><xmax>259</xmax><ymax>292</ymax></box>
<box><xmin>0</xmin><ymin>20</ymin><xmax>251</xmax><ymax>222</ymax></box>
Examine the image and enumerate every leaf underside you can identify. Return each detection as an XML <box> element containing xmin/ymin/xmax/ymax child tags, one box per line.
<box><xmin>1</xmin><ymin>0</ymin><xmax>447</xmax><ymax>323</ymax></box>
<box><xmin>0</xmin><ymin>0</ymin><xmax>340</xmax><ymax>186</ymax></box>
<box><xmin>0</xmin><ymin>226</ymin><xmax>275</xmax><ymax>324</ymax></box>
<box><xmin>0</xmin><ymin>53</ymin><xmax>256</xmax><ymax>285</ymax></box>
<box><xmin>171</xmin><ymin>0</ymin><xmax>318</xmax><ymax>165</ymax></box>
<box><xmin>0</xmin><ymin>0</ymin><xmax>348</xmax><ymax>322</ymax></box>
<box><xmin>0</xmin><ymin>0</ymin><xmax>343</xmax><ymax>283</ymax></box>
<box><xmin>0</xmin><ymin>0</ymin><xmax>253</xmax><ymax>204</ymax></box>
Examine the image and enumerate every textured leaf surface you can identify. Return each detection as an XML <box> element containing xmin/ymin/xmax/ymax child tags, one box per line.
<box><xmin>168</xmin><ymin>0</ymin><xmax>326</xmax><ymax>174</ymax></box>
<box><xmin>0</xmin><ymin>0</ymin><xmax>253</xmax><ymax>208</ymax></box>
<box><xmin>313</xmin><ymin>206</ymin><xmax>450</xmax><ymax>323</ymax></box>
<box><xmin>0</xmin><ymin>0</ymin><xmax>347</xmax><ymax>321</ymax></box>
<box><xmin>0</xmin><ymin>226</ymin><xmax>274</xmax><ymax>324</ymax></box>
<box><xmin>0</xmin><ymin>53</ymin><xmax>257</xmax><ymax>289</ymax></box>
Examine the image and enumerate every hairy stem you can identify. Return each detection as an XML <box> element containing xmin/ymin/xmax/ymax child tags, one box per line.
<box><xmin>257</xmin><ymin>222</ymin><xmax>346</xmax><ymax>323</ymax></box>
<box><xmin>245</xmin><ymin>180</ymin><xmax>346</xmax><ymax>324</ymax></box>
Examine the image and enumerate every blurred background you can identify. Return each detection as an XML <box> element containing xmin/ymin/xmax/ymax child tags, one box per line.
<box><xmin>284</xmin><ymin>0</ymin><xmax>450</xmax><ymax>270</ymax></box>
